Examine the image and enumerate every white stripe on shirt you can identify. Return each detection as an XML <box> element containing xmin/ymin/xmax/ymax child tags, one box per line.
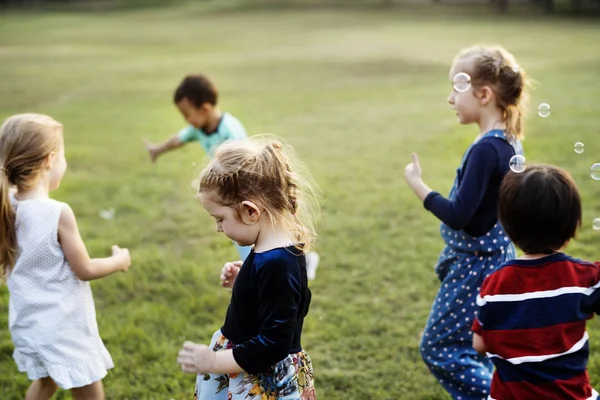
<box><xmin>477</xmin><ymin>280</ymin><xmax>600</xmax><ymax>306</ymax></box>
<box><xmin>486</xmin><ymin>332</ymin><xmax>589</xmax><ymax>365</ymax></box>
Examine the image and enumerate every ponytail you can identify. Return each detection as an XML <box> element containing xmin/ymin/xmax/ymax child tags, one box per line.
<box><xmin>504</xmin><ymin>101</ymin><xmax>526</xmax><ymax>142</ymax></box>
<box><xmin>0</xmin><ymin>170</ymin><xmax>17</xmax><ymax>278</ymax></box>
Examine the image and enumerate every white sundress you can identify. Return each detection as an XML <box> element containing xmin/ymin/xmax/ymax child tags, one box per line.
<box><xmin>7</xmin><ymin>196</ymin><xmax>113</xmax><ymax>389</ymax></box>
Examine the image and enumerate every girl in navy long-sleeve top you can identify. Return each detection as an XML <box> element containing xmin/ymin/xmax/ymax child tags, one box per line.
<box><xmin>177</xmin><ymin>138</ymin><xmax>319</xmax><ymax>400</ymax></box>
<box><xmin>403</xmin><ymin>45</ymin><xmax>528</xmax><ymax>400</ymax></box>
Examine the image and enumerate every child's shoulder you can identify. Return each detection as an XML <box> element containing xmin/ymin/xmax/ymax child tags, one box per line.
<box><xmin>16</xmin><ymin>197</ymin><xmax>66</xmax><ymax>211</ymax></box>
<box><xmin>473</xmin><ymin>135</ymin><xmax>514</xmax><ymax>153</ymax></box>
<box><xmin>252</xmin><ymin>246</ymin><xmax>302</xmax><ymax>271</ymax></box>
<box><xmin>221</xmin><ymin>112</ymin><xmax>247</xmax><ymax>137</ymax></box>
<box><xmin>483</xmin><ymin>253</ymin><xmax>600</xmax><ymax>290</ymax></box>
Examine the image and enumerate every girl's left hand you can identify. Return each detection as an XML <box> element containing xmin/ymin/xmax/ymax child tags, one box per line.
<box><xmin>404</xmin><ymin>152</ymin><xmax>423</xmax><ymax>184</ymax></box>
<box><xmin>177</xmin><ymin>341</ymin><xmax>215</xmax><ymax>374</ymax></box>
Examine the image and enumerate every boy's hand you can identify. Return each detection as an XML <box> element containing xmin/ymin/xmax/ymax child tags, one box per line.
<box><xmin>143</xmin><ymin>138</ymin><xmax>159</xmax><ymax>163</ymax></box>
<box><xmin>220</xmin><ymin>260</ymin><xmax>242</xmax><ymax>288</ymax></box>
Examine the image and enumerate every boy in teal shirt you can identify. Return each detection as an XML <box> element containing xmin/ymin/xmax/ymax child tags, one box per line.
<box><xmin>144</xmin><ymin>74</ymin><xmax>251</xmax><ymax>260</ymax></box>
<box><xmin>144</xmin><ymin>74</ymin><xmax>247</xmax><ymax>160</ymax></box>
<box><xmin>144</xmin><ymin>75</ymin><xmax>320</xmax><ymax>277</ymax></box>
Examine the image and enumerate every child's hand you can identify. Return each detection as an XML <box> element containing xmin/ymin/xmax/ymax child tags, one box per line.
<box><xmin>404</xmin><ymin>152</ymin><xmax>423</xmax><ymax>185</ymax></box>
<box><xmin>177</xmin><ymin>341</ymin><xmax>215</xmax><ymax>374</ymax></box>
<box><xmin>143</xmin><ymin>138</ymin><xmax>159</xmax><ymax>164</ymax></box>
<box><xmin>111</xmin><ymin>245</ymin><xmax>131</xmax><ymax>272</ymax></box>
<box><xmin>220</xmin><ymin>260</ymin><xmax>242</xmax><ymax>288</ymax></box>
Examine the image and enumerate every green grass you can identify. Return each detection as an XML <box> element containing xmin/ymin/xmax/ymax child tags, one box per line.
<box><xmin>1</xmin><ymin>2</ymin><xmax>600</xmax><ymax>399</ymax></box>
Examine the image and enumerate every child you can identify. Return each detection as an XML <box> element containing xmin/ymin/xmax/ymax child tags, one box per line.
<box><xmin>143</xmin><ymin>74</ymin><xmax>320</xmax><ymax>277</ymax></box>
<box><xmin>473</xmin><ymin>164</ymin><xmax>600</xmax><ymax>400</ymax></box>
<box><xmin>0</xmin><ymin>114</ymin><xmax>131</xmax><ymax>400</ymax></box>
<box><xmin>176</xmin><ymin>138</ymin><xmax>318</xmax><ymax>400</ymax></box>
<box><xmin>403</xmin><ymin>45</ymin><xmax>527</xmax><ymax>399</ymax></box>
<box><xmin>143</xmin><ymin>74</ymin><xmax>253</xmax><ymax>261</ymax></box>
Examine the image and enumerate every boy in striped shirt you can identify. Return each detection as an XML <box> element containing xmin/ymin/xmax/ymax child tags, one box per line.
<box><xmin>472</xmin><ymin>164</ymin><xmax>600</xmax><ymax>400</ymax></box>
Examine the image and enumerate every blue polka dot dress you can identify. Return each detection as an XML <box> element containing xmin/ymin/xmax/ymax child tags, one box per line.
<box><xmin>419</xmin><ymin>130</ymin><xmax>521</xmax><ymax>400</ymax></box>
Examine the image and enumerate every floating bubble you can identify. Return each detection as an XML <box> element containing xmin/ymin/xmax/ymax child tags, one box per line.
<box><xmin>538</xmin><ymin>103</ymin><xmax>551</xmax><ymax>118</ymax></box>
<box><xmin>591</xmin><ymin>163</ymin><xmax>600</xmax><ymax>181</ymax></box>
<box><xmin>99</xmin><ymin>208</ymin><xmax>115</xmax><ymax>220</ymax></box>
<box><xmin>594</xmin><ymin>218</ymin><xmax>600</xmax><ymax>231</ymax></box>
<box><xmin>511</xmin><ymin>64</ymin><xmax>520</xmax><ymax>73</ymax></box>
<box><xmin>574</xmin><ymin>142</ymin><xmax>584</xmax><ymax>154</ymax></box>
<box><xmin>453</xmin><ymin>72</ymin><xmax>471</xmax><ymax>93</ymax></box>
<box><xmin>509</xmin><ymin>155</ymin><xmax>526</xmax><ymax>173</ymax></box>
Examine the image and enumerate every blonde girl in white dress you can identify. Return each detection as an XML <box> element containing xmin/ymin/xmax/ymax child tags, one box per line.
<box><xmin>0</xmin><ymin>114</ymin><xmax>131</xmax><ymax>400</ymax></box>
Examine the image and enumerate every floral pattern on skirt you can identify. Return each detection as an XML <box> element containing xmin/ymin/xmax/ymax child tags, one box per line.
<box><xmin>195</xmin><ymin>330</ymin><xmax>316</xmax><ymax>400</ymax></box>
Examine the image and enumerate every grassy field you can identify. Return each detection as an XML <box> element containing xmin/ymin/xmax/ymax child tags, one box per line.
<box><xmin>1</xmin><ymin>1</ymin><xmax>600</xmax><ymax>399</ymax></box>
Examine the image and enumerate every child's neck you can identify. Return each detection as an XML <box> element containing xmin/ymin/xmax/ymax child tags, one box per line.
<box><xmin>253</xmin><ymin>225</ymin><xmax>294</xmax><ymax>253</ymax></box>
<box><xmin>15</xmin><ymin>177</ymin><xmax>50</xmax><ymax>201</ymax></box>
<box><xmin>475</xmin><ymin>108</ymin><xmax>505</xmax><ymax>141</ymax></box>
<box><xmin>519</xmin><ymin>251</ymin><xmax>560</xmax><ymax>260</ymax></box>
<box><xmin>204</xmin><ymin>108</ymin><xmax>223</xmax><ymax>135</ymax></box>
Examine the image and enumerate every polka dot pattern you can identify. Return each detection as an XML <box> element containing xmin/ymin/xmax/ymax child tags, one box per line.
<box><xmin>420</xmin><ymin>130</ymin><xmax>520</xmax><ymax>399</ymax></box>
<box><xmin>6</xmin><ymin>197</ymin><xmax>114</xmax><ymax>389</ymax></box>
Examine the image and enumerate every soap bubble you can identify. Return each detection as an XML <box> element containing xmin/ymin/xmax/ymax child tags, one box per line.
<box><xmin>509</xmin><ymin>155</ymin><xmax>526</xmax><ymax>173</ymax></box>
<box><xmin>538</xmin><ymin>103</ymin><xmax>551</xmax><ymax>118</ymax></box>
<box><xmin>453</xmin><ymin>72</ymin><xmax>471</xmax><ymax>93</ymax></box>
<box><xmin>591</xmin><ymin>163</ymin><xmax>600</xmax><ymax>181</ymax></box>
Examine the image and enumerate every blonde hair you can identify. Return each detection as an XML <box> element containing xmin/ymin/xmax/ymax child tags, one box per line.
<box><xmin>0</xmin><ymin>113</ymin><xmax>63</xmax><ymax>274</ymax></box>
<box><xmin>455</xmin><ymin>45</ymin><xmax>529</xmax><ymax>141</ymax></box>
<box><xmin>197</xmin><ymin>136</ymin><xmax>320</xmax><ymax>252</ymax></box>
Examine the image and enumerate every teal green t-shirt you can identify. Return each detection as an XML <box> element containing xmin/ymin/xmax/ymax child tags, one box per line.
<box><xmin>177</xmin><ymin>112</ymin><xmax>248</xmax><ymax>157</ymax></box>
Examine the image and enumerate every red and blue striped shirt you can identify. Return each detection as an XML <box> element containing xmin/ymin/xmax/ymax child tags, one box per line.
<box><xmin>472</xmin><ymin>253</ymin><xmax>600</xmax><ymax>399</ymax></box>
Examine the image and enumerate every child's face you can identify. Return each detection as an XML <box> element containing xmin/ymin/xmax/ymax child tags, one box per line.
<box><xmin>176</xmin><ymin>97</ymin><xmax>210</xmax><ymax>130</ymax></box>
<box><xmin>48</xmin><ymin>135</ymin><xmax>67</xmax><ymax>191</ymax></box>
<box><xmin>447</xmin><ymin>61</ymin><xmax>481</xmax><ymax>126</ymax></box>
<box><xmin>198</xmin><ymin>191</ymin><xmax>260</xmax><ymax>248</ymax></box>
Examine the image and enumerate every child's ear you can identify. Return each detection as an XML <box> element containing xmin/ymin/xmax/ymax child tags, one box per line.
<box><xmin>44</xmin><ymin>152</ymin><xmax>56</xmax><ymax>170</ymax></box>
<box><xmin>240</xmin><ymin>201</ymin><xmax>261</xmax><ymax>224</ymax></box>
<box><xmin>478</xmin><ymin>86</ymin><xmax>494</xmax><ymax>106</ymax></box>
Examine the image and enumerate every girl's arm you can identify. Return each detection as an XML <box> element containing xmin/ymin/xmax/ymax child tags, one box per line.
<box><xmin>177</xmin><ymin>344</ymin><xmax>243</xmax><ymax>375</ymax></box>
<box><xmin>58</xmin><ymin>204</ymin><xmax>131</xmax><ymax>281</ymax></box>
<box><xmin>178</xmin><ymin>257</ymin><xmax>301</xmax><ymax>376</ymax></box>
<box><xmin>405</xmin><ymin>143</ymin><xmax>499</xmax><ymax>231</ymax></box>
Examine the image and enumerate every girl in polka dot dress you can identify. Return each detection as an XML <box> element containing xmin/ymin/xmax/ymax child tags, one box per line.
<box><xmin>403</xmin><ymin>46</ymin><xmax>528</xmax><ymax>400</ymax></box>
<box><xmin>0</xmin><ymin>114</ymin><xmax>131</xmax><ymax>400</ymax></box>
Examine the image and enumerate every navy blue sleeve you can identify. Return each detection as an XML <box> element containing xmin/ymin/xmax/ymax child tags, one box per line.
<box><xmin>232</xmin><ymin>257</ymin><xmax>300</xmax><ymax>374</ymax></box>
<box><xmin>423</xmin><ymin>142</ymin><xmax>499</xmax><ymax>231</ymax></box>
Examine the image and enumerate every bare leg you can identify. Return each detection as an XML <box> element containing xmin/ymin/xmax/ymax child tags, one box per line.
<box><xmin>25</xmin><ymin>377</ymin><xmax>58</xmax><ymax>400</ymax></box>
<box><xmin>71</xmin><ymin>381</ymin><xmax>105</xmax><ymax>400</ymax></box>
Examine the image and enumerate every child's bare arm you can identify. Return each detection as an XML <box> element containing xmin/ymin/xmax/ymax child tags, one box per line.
<box><xmin>58</xmin><ymin>204</ymin><xmax>131</xmax><ymax>281</ymax></box>
<box><xmin>472</xmin><ymin>333</ymin><xmax>488</xmax><ymax>355</ymax></box>
<box><xmin>143</xmin><ymin>134</ymin><xmax>184</xmax><ymax>163</ymax></box>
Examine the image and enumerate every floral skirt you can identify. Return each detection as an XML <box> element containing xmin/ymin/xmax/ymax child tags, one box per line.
<box><xmin>195</xmin><ymin>330</ymin><xmax>316</xmax><ymax>400</ymax></box>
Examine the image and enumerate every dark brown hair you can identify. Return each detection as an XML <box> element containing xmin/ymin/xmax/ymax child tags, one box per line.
<box><xmin>498</xmin><ymin>164</ymin><xmax>581</xmax><ymax>254</ymax></box>
<box><xmin>173</xmin><ymin>74</ymin><xmax>218</xmax><ymax>108</ymax></box>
